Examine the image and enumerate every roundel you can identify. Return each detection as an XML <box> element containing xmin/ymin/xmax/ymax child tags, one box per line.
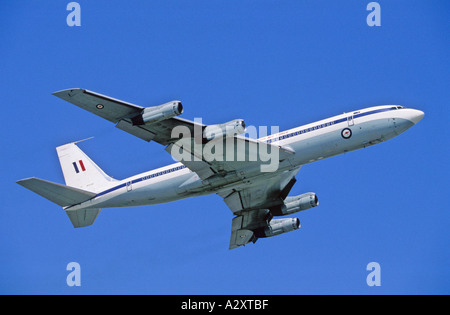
<box><xmin>96</xmin><ymin>104</ymin><xmax>104</xmax><ymax>109</ymax></box>
<box><xmin>341</xmin><ymin>128</ymin><xmax>352</xmax><ymax>139</ymax></box>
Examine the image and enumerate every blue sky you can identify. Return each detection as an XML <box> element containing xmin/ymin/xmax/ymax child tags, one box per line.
<box><xmin>1</xmin><ymin>1</ymin><xmax>448</xmax><ymax>294</ymax></box>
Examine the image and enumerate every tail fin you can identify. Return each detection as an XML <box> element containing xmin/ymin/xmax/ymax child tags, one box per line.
<box><xmin>17</xmin><ymin>141</ymin><xmax>111</xmax><ymax>228</ymax></box>
<box><xmin>56</xmin><ymin>141</ymin><xmax>118</xmax><ymax>193</ymax></box>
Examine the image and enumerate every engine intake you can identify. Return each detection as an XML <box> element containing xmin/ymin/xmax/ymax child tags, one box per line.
<box><xmin>131</xmin><ymin>101</ymin><xmax>183</xmax><ymax>125</ymax></box>
<box><xmin>254</xmin><ymin>218</ymin><xmax>300</xmax><ymax>238</ymax></box>
<box><xmin>270</xmin><ymin>192</ymin><xmax>318</xmax><ymax>216</ymax></box>
<box><xmin>203</xmin><ymin>119</ymin><xmax>246</xmax><ymax>141</ymax></box>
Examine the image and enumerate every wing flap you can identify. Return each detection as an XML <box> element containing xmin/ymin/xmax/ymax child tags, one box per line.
<box><xmin>167</xmin><ymin>136</ymin><xmax>295</xmax><ymax>180</ymax></box>
<box><xmin>219</xmin><ymin>167</ymin><xmax>301</xmax><ymax>213</ymax></box>
<box><xmin>116</xmin><ymin>119</ymin><xmax>156</xmax><ymax>142</ymax></box>
<box><xmin>229</xmin><ymin>216</ymin><xmax>256</xmax><ymax>249</ymax></box>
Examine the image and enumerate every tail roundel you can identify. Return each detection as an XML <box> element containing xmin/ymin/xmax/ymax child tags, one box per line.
<box><xmin>56</xmin><ymin>141</ymin><xmax>118</xmax><ymax>193</ymax></box>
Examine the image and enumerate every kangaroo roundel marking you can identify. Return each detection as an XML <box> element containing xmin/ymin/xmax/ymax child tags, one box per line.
<box><xmin>341</xmin><ymin>128</ymin><xmax>352</xmax><ymax>139</ymax></box>
<box><xmin>96</xmin><ymin>104</ymin><xmax>104</xmax><ymax>109</ymax></box>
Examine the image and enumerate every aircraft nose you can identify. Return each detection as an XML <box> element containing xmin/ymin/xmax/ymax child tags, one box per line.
<box><xmin>409</xmin><ymin>109</ymin><xmax>425</xmax><ymax>124</ymax></box>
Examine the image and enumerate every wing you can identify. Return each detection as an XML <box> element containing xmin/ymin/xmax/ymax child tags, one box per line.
<box><xmin>218</xmin><ymin>167</ymin><xmax>301</xmax><ymax>249</ymax></box>
<box><xmin>165</xmin><ymin>135</ymin><xmax>295</xmax><ymax>180</ymax></box>
<box><xmin>52</xmin><ymin>88</ymin><xmax>204</xmax><ymax>145</ymax></box>
<box><xmin>229</xmin><ymin>210</ymin><xmax>269</xmax><ymax>249</ymax></box>
<box><xmin>54</xmin><ymin>88</ymin><xmax>294</xmax><ymax>181</ymax></box>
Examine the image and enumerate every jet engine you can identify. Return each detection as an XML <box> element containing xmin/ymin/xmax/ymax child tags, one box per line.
<box><xmin>254</xmin><ymin>218</ymin><xmax>300</xmax><ymax>238</ymax></box>
<box><xmin>203</xmin><ymin>119</ymin><xmax>246</xmax><ymax>141</ymax></box>
<box><xmin>131</xmin><ymin>101</ymin><xmax>183</xmax><ymax>125</ymax></box>
<box><xmin>270</xmin><ymin>192</ymin><xmax>318</xmax><ymax>216</ymax></box>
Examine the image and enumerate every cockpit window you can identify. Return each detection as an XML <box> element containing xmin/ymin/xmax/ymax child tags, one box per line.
<box><xmin>391</xmin><ymin>106</ymin><xmax>405</xmax><ymax>110</ymax></box>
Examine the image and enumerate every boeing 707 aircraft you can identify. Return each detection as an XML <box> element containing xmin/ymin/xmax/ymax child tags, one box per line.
<box><xmin>17</xmin><ymin>89</ymin><xmax>424</xmax><ymax>249</ymax></box>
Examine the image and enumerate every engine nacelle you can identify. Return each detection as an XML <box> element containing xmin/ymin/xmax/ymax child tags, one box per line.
<box><xmin>255</xmin><ymin>218</ymin><xmax>300</xmax><ymax>238</ymax></box>
<box><xmin>203</xmin><ymin>119</ymin><xmax>246</xmax><ymax>141</ymax></box>
<box><xmin>131</xmin><ymin>101</ymin><xmax>183</xmax><ymax>125</ymax></box>
<box><xmin>270</xmin><ymin>192</ymin><xmax>319</xmax><ymax>216</ymax></box>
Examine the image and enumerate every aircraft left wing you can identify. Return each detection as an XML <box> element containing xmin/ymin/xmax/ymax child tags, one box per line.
<box><xmin>53</xmin><ymin>89</ymin><xmax>295</xmax><ymax>181</ymax></box>
<box><xmin>165</xmin><ymin>135</ymin><xmax>295</xmax><ymax>180</ymax></box>
<box><xmin>53</xmin><ymin>88</ymin><xmax>204</xmax><ymax>145</ymax></box>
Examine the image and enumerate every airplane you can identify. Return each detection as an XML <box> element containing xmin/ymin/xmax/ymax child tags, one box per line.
<box><xmin>16</xmin><ymin>89</ymin><xmax>424</xmax><ymax>249</ymax></box>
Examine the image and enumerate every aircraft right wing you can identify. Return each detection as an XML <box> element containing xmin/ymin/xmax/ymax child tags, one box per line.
<box><xmin>217</xmin><ymin>167</ymin><xmax>301</xmax><ymax>249</ymax></box>
<box><xmin>228</xmin><ymin>209</ymin><xmax>271</xmax><ymax>249</ymax></box>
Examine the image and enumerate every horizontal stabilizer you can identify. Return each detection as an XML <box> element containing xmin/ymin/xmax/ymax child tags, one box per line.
<box><xmin>17</xmin><ymin>177</ymin><xmax>96</xmax><ymax>207</ymax></box>
<box><xmin>66</xmin><ymin>208</ymin><xmax>101</xmax><ymax>228</ymax></box>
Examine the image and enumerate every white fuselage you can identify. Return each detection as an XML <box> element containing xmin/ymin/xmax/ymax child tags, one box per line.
<box><xmin>66</xmin><ymin>105</ymin><xmax>424</xmax><ymax>211</ymax></box>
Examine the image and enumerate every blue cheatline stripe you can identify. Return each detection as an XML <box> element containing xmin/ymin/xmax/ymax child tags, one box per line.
<box><xmin>72</xmin><ymin>162</ymin><xmax>79</xmax><ymax>173</ymax></box>
<box><xmin>95</xmin><ymin>107</ymin><xmax>400</xmax><ymax>198</ymax></box>
<box><xmin>266</xmin><ymin>106</ymin><xmax>398</xmax><ymax>143</ymax></box>
<box><xmin>95</xmin><ymin>165</ymin><xmax>188</xmax><ymax>197</ymax></box>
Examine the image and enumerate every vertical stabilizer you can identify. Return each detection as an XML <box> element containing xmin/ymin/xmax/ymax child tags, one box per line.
<box><xmin>56</xmin><ymin>141</ymin><xmax>118</xmax><ymax>193</ymax></box>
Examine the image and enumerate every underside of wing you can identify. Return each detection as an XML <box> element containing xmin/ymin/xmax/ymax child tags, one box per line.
<box><xmin>53</xmin><ymin>88</ymin><xmax>204</xmax><ymax>145</ymax></box>
<box><xmin>219</xmin><ymin>167</ymin><xmax>301</xmax><ymax>249</ymax></box>
<box><xmin>166</xmin><ymin>135</ymin><xmax>295</xmax><ymax>180</ymax></box>
<box><xmin>115</xmin><ymin>116</ymin><xmax>205</xmax><ymax>145</ymax></box>
<box><xmin>229</xmin><ymin>212</ymin><xmax>268</xmax><ymax>249</ymax></box>
<box><xmin>219</xmin><ymin>167</ymin><xmax>300</xmax><ymax>213</ymax></box>
<box><xmin>53</xmin><ymin>88</ymin><xmax>143</xmax><ymax>123</ymax></box>
<box><xmin>53</xmin><ymin>89</ymin><xmax>296</xmax><ymax>182</ymax></box>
